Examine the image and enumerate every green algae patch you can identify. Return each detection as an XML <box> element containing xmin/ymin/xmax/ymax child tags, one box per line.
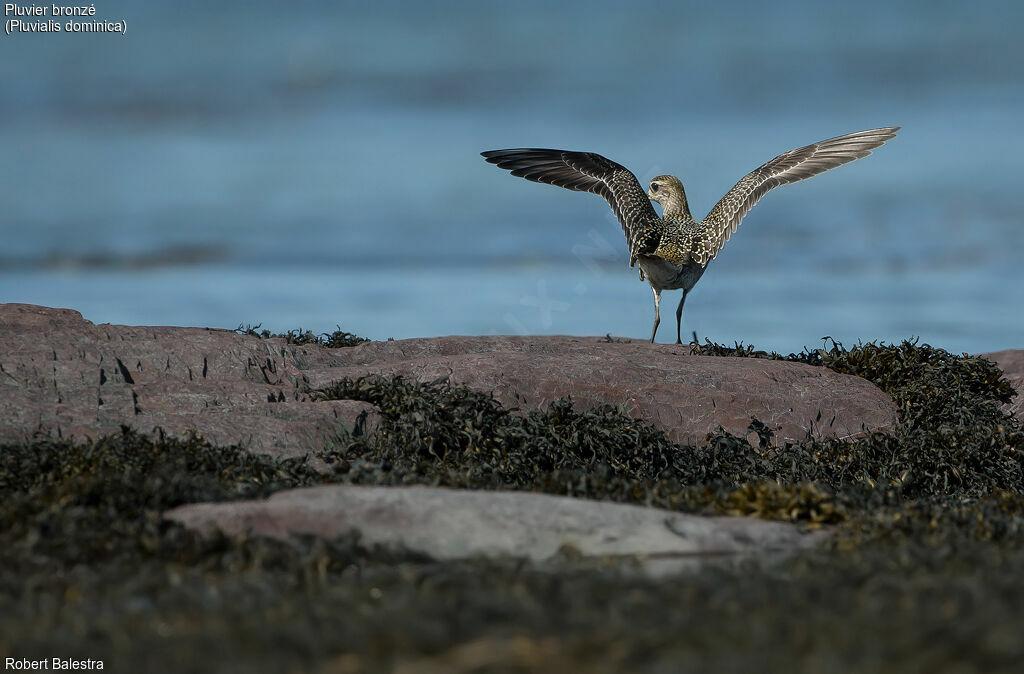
<box><xmin>2</xmin><ymin>338</ymin><xmax>1023</xmax><ymax>672</ymax></box>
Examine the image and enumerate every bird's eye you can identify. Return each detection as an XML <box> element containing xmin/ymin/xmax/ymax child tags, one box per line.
<box><xmin>651</xmin><ymin>183</ymin><xmax>659</xmax><ymax>192</ymax></box>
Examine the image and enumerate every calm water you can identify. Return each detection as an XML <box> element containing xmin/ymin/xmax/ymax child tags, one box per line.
<box><xmin>2</xmin><ymin>1</ymin><xmax>1022</xmax><ymax>354</ymax></box>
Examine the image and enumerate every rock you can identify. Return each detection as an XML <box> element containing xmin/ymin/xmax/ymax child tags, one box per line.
<box><xmin>0</xmin><ymin>304</ymin><xmax>896</xmax><ymax>455</ymax></box>
<box><xmin>981</xmin><ymin>349</ymin><xmax>1024</xmax><ymax>420</ymax></box>
<box><xmin>305</xmin><ymin>335</ymin><xmax>898</xmax><ymax>445</ymax></box>
<box><xmin>165</xmin><ymin>484</ymin><xmax>825</xmax><ymax>574</ymax></box>
<box><xmin>0</xmin><ymin>303</ymin><xmax>375</xmax><ymax>459</ymax></box>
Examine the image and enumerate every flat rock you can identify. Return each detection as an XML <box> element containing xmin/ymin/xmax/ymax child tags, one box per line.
<box><xmin>165</xmin><ymin>484</ymin><xmax>825</xmax><ymax>574</ymax></box>
<box><xmin>981</xmin><ymin>349</ymin><xmax>1024</xmax><ymax>419</ymax></box>
<box><xmin>0</xmin><ymin>304</ymin><xmax>897</xmax><ymax>455</ymax></box>
<box><xmin>0</xmin><ymin>303</ymin><xmax>374</xmax><ymax>459</ymax></box>
<box><xmin>306</xmin><ymin>335</ymin><xmax>898</xmax><ymax>445</ymax></box>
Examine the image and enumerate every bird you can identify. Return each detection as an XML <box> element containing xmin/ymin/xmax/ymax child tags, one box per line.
<box><xmin>482</xmin><ymin>127</ymin><xmax>899</xmax><ymax>344</ymax></box>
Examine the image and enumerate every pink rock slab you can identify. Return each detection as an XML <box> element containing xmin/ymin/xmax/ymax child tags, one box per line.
<box><xmin>1</xmin><ymin>304</ymin><xmax>898</xmax><ymax>456</ymax></box>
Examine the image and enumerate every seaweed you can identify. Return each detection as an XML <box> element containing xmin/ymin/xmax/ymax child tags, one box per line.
<box><xmin>2</xmin><ymin>337</ymin><xmax>1023</xmax><ymax>672</ymax></box>
<box><xmin>314</xmin><ymin>338</ymin><xmax>1021</xmax><ymax>522</ymax></box>
<box><xmin>235</xmin><ymin>322</ymin><xmax>369</xmax><ymax>347</ymax></box>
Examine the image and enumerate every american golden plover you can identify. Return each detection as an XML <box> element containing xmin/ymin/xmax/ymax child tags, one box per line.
<box><xmin>483</xmin><ymin>127</ymin><xmax>899</xmax><ymax>343</ymax></box>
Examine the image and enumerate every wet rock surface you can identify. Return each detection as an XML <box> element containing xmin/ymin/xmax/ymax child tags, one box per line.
<box><xmin>1</xmin><ymin>304</ymin><xmax>897</xmax><ymax>455</ymax></box>
<box><xmin>166</xmin><ymin>484</ymin><xmax>825</xmax><ymax>574</ymax></box>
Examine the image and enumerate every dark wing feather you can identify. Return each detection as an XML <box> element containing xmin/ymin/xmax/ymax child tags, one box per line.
<box><xmin>696</xmin><ymin>127</ymin><xmax>899</xmax><ymax>265</ymax></box>
<box><xmin>482</xmin><ymin>149</ymin><xmax>661</xmax><ymax>265</ymax></box>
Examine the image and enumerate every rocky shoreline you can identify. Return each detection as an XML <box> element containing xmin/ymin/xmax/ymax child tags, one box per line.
<box><xmin>2</xmin><ymin>302</ymin><xmax>1023</xmax><ymax>673</ymax></box>
<box><xmin>1</xmin><ymin>303</ymin><xmax>904</xmax><ymax>452</ymax></box>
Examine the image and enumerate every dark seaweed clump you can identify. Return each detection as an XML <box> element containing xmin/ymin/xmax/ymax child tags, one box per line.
<box><xmin>2</xmin><ymin>338</ymin><xmax>1023</xmax><ymax>672</ymax></box>
<box><xmin>235</xmin><ymin>322</ymin><xmax>369</xmax><ymax>347</ymax></box>
<box><xmin>317</xmin><ymin>338</ymin><xmax>1020</xmax><ymax>523</ymax></box>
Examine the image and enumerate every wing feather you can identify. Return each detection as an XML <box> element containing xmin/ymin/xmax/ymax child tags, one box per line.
<box><xmin>482</xmin><ymin>149</ymin><xmax>661</xmax><ymax>264</ymax></box>
<box><xmin>696</xmin><ymin>127</ymin><xmax>899</xmax><ymax>264</ymax></box>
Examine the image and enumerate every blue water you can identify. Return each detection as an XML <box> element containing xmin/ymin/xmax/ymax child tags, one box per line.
<box><xmin>2</xmin><ymin>1</ymin><xmax>1022</xmax><ymax>353</ymax></box>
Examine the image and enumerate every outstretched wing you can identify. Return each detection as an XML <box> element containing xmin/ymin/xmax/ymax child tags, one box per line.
<box><xmin>696</xmin><ymin>127</ymin><xmax>900</xmax><ymax>265</ymax></box>
<box><xmin>482</xmin><ymin>148</ymin><xmax>661</xmax><ymax>265</ymax></box>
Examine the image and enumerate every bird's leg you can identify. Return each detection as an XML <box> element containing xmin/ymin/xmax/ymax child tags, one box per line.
<box><xmin>675</xmin><ymin>290</ymin><xmax>688</xmax><ymax>345</ymax></box>
<box><xmin>650</xmin><ymin>287</ymin><xmax>662</xmax><ymax>343</ymax></box>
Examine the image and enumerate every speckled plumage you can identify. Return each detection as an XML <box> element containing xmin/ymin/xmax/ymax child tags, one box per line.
<box><xmin>482</xmin><ymin>127</ymin><xmax>899</xmax><ymax>343</ymax></box>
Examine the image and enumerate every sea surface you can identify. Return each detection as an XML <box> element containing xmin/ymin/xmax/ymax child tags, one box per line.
<box><xmin>2</xmin><ymin>0</ymin><xmax>1022</xmax><ymax>354</ymax></box>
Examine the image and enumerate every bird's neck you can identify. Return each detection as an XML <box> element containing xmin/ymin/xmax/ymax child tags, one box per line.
<box><xmin>662</xmin><ymin>192</ymin><xmax>694</xmax><ymax>224</ymax></box>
